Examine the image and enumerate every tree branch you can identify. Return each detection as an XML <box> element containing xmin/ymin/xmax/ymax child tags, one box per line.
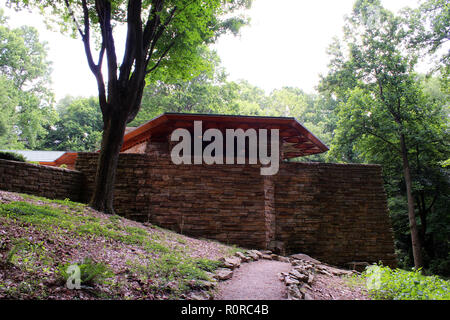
<box><xmin>142</xmin><ymin>0</ymin><xmax>164</xmax><ymax>52</ymax></box>
<box><xmin>145</xmin><ymin>5</ymin><xmax>177</xmax><ymax>65</ymax></box>
<box><xmin>64</xmin><ymin>0</ymin><xmax>84</xmax><ymax>38</ymax></box>
<box><xmin>97</xmin><ymin>40</ymin><xmax>106</xmax><ymax>70</ymax></box>
<box><xmin>95</xmin><ymin>0</ymin><xmax>118</xmax><ymax>103</ymax></box>
<box><xmin>119</xmin><ymin>0</ymin><xmax>143</xmax><ymax>86</ymax></box>
<box><xmin>80</xmin><ymin>0</ymin><xmax>97</xmax><ymax>74</ymax></box>
<box><xmin>75</xmin><ymin>0</ymin><xmax>107</xmax><ymax>116</ymax></box>
<box><xmin>362</xmin><ymin>124</ymin><xmax>400</xmax><ymax>152</ymax></box>
<box><xmin>426</xmin><ymin>193</ymin><xmax>438</xmax><ymax>213</ymax></box>
<box><xmin>145</xmin><ymin>40</ymin><xmax>176</xmax><ymax>75</ymax></box>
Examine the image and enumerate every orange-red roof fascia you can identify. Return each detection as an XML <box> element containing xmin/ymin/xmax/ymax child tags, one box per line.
<box><xmin>39</xmin><ymin>152</ymin><xmax>78</xmax><ymax>168</ymax></box>
<box><xmin>120</xmin><ymin>113</ymin><xmax>329</xmax><ymax>157</ymax></box>
<box><xmin>291</xmin><ymin>120</ymin><xmax>329</xmax><ymax>153</ymax></box>
<box><xmin>120</xmin><ymin>113</ymin><xmax>169</xmax><ymax>152</ymax></box>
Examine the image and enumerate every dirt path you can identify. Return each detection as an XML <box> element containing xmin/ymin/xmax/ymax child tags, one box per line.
<box><xmin>215</xmin><ymin>260</ymin><xmax>291</xmax><ymax>300</ymax></box>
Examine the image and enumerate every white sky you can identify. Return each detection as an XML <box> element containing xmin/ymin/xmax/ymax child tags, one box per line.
<box><xmin>2</xmin><ymin>0</ymin><xmax>420</xmax><ymax>101</ymax></box>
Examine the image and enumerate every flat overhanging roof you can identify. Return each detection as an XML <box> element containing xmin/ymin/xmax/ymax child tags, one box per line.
<box><xmin>1</xmin><ymin>150</ymin><xmax>66</xmax><ymax>162</ymax></box>
<box><xmin>121</xmin><ymin>113</ymin><xmax>329</xmax><ymax>158</ymax></box>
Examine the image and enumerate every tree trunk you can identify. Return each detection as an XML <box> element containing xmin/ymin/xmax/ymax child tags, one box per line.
<box><xmin>89</xmin><ymin>110</ymin><xmax>128</xmax><ymax>214</ymax></box>
<box><xmin>400</xmin><ymin>133</ymin><xmax>423</xmax><ymax>269</ymax></box>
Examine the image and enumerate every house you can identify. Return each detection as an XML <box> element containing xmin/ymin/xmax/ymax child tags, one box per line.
<box><xmin>2</xmin><ymin>113</ymin><xmax>397</xmax><ymax>266</ymax></box>
<box><xmin>1</xmin><ymin>150</ymin><xmax>66</xmax><ymax>163</ymax></box>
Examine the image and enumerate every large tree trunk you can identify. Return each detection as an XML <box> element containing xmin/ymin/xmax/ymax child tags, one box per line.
<box><xmin>89</xmin><ymin>110</ymin><xmax>128</xmax><ymax>214</ymax></box>
<box><xmin>400</xmin><ymin>133</ymin><xmax>423</xmax><ymax>269</ymax></box>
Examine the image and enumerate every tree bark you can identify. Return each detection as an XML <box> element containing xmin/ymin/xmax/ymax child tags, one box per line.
<box><xmin>89</xmin><ymin>109</ymin><xmax>128</xmax><ymax>214</ymax></box>
<box><xmin>400</xmin><ymin>133</ymin><xmax>423</xmax><ymax>269</ymax></box>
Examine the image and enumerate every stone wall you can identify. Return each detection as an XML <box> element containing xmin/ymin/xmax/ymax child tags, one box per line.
<box><xmin>75</xmin><ymin>151</ymin><xmax>397</xmax><ymax>267</ymax></box>
<box><xmin>0</xmin><ymin>159</ymin><xmax>82</xmax><ymax>201</ymax></box>
<box><xmin>75</xmin><ymin>152</ymin><xmax>269</xmax><ymax>249</ymax></box>
<box><xmin>75</xmin><ymin>153</ymin><xmax>152</xmax><ymax>221</ymax></box>
<box><xmin>274</xmin><ymin>162</ymin><xmax>397</xmax><ymax>267</ymax></box>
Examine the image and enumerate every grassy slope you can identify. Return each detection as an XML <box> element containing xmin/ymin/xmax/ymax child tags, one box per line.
<box><xmin>0</xmin><ymin>190</ymin><xmax>240</xmax><ymax>300</ymax></box>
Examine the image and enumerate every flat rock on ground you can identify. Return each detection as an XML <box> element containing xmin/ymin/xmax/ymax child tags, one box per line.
<box><xmin>215</xmin><ymin>260</ymin><xmax>291</xmax><ymax>300</ymax></box>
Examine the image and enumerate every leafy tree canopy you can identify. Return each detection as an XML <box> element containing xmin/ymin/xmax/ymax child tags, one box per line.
<box><xmin>0</xmin><ymin>8</ymin><xmax>56</xmax><ymax>149</ymax></box>
<box><xmin>41</xmin><ymin>96</ymin><xmax>103</xmax><ymax>151</ymax></box>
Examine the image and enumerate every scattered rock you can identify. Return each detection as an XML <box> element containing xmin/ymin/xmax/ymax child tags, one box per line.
<box><xmin>262</xmin><ymin>254</ymin><xmax>272</xmax><ymax>260</ymax></box>
<box><xmin>303</xmin><ymin>292</ymin><xmax>314</xmax><ymax>300</ymax></box>
<box><xmin>214</xmin><ymin>268</ymin><xmax>234</xmax><ymax>281</ymax></box>
<box><xmin>199</xmin><ymin>280</ymin><xmax>216</xmax><ymax>289</ymax></box>
<box><xmin>289</xmin><ymin>269</ymin><xmax>308</xmax><ymax>282</ymax></box>
<box><xmin>282</xmin><ymin>253</ymin><xmax>360</xmax><ymax>300</ymax></box>
<box><xmin>290</xmin><ymin>253</ymin><xmax>321</xmax><ymax>264</ymax></box>
<box><xmin>328</xmin><ymin>267</ymin><xmax>354</xmax><ymax>277</ymax></box>
<box><xmin>189</xmin><ymin>291</ymin><xmax>211</xmax><ymax>300</ymax></box>
<box><xmin>248</xmin><ymin>250</ymin><xmax>263</xmax><ymax>258</ymax></box>
<box><xmin>234</xmin><ymin>251</ymin><xmax>247</xmax><ymax>261</ymax></box>
<box><xmin>307</xmin><ymin>273</ymin><xmax>314</xmax><ymax>285</ymax></box>
<box><xmin>188</xmin><ymin>279</ymin><xmax>216</xmax><ymax>290</ymax></box>
<box><xmin>220</xmin><ymin>257</ymin><xmax>241</xmax><ymax>270</ymax></box>
<box><xmin>246</xmin><ymin>251</ymin><xmax>260</xmax><ymax>261</ymax></box>
<box><xmin>287</xmin><ymin>284</ymin><xmax>303</xmax><ymax>300</ymax></box>
<box><xmin>278</xmin><ymin>272</ymin><xmax>287</xmax><ymax>281</ymax></box>
<box><xmin>316</xmin><ymin>268</ymin><xmax>333</xmax><ymax>277</ymax></box>
<box><xmin>284</xmin><ymin>276</ymin><xmax>300</xmax><ymax>285</ymax></box>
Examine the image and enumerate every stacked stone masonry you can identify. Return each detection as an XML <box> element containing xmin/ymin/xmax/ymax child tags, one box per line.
<box><xmin>0</xmin><ymin>146</ymin><xmax>397</xmax><ymax>267</ymax></box>
<box><xmin>0</xmin><ymin>159</ymin><xmax>82</xmax><ymax>201</ymax></box>
<box><xmin>75</xmin><ymin>146</ymin><xmax>397</xmax><ymax>267</ymax></box>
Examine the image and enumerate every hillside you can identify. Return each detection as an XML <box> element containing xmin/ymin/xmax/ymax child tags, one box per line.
<box><xmin>3</xmin><ymin>189</ymin><xmax>447</xmax><ymax>301</ymax></box>
<box><xmin>0</xmin><ymin>190</ymin><xmax>238</xmax><ymax>300</ymax></box>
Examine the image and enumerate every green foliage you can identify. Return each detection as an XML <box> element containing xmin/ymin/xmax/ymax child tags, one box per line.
<box><xmin>41</xmin><ymin>96</ymin><xmax>103</xmax><ymax>151</ymax></box>
<box><xmin>194</xmin><ymin>258</ymin><xmax>223</xmax><ymax>272</ymax></box>
<box><xmin>0</xmin><ymin>193</ymin><xmax>233</xmax><ymax>298</ymax></box>
<box><xmin>132</xmin><ymin>52</ymin><xmax>332</xmax><ymax>163</ymax></box>
<box><xmin>404</xmin><ymin>0</ymin><xmax>450</xmax><ymax>70</ymax></box>
<box><xmin>0</xmin><ymin>9</ymin><xmax>56</xmax><ymax>149</ymax></box>
<box><xmin>127</xmin><ymin>252</ymin><xmax>219</xmax><ymax>296</ymax></box>
<box><xmin>320</xmin><ymin>0</ymin><xmax>450</xmax><ymax>274</ymax></box>
<box><xmin>0</xmin><ymin>75</ymin><xmax>20</xmax><ymax>148</ymax></box>
<box><xmin>4</xmin><ymin>238</ymin><xmax>53</xmax><ymax>273</ymax></box>
<box><xmin>0</xmin><ymin>151</ymin><xmax>26</xmax><ymax>162</ymax></box>
<box><xmin>59</xmin><ymin>258</ymin><xmax>113</xmax><ymax>287</ymax></box>
<box><xmin>362</xmin><ymin>265</ymin><xmax>450</xmax><ymax>300</ymax></box>
<box><xmin>6</xmin><ymin>0</ymin><xmax>252</xmax><ymax>121</ymax></box>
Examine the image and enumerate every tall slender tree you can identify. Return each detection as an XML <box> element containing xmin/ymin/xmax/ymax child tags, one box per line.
<box><xmin>8</xmin><ymin>0</ymin><xmax>252</xmax><ymax>213</ymax></box>
<box><xmin>320</xmin><ymin>0</ymin><xmax>434</xmax><ymax>268</ymax></box>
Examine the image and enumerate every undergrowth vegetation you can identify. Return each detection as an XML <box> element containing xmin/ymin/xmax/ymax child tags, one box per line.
<box><xmin>0</xmin><ymin>193</ymin><xmax>234</xmax><ymax>299</ymax></box>
<box><xmin>360</xmin><ymin>265</ymin><xmax>450</xmax><ymax>300</ymax></box>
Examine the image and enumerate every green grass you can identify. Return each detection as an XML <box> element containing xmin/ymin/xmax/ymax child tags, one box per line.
<box><xmin>0</xmin><ymin>196</ymin><xmax>228</xmax><ymax>299</ymax></box>
<box><xmin>0</xmin><ymin>201</ymin><xmax>152</xmax><ymax>247</ymax></box>
<box><xmin>126</xmin><ymin>253</ymin><xmax>221</xmax><ymax>298</ymax></box>
<box><xmin>59</xmin><ymin>257</ymin><xmax>114</xmax><ymax>287</ymax></box>
<box><xmin>5</xmin><ymin>237</ymin><xmax>54</xmax><ymax>272</ymax></box>
<box><xmin>361</xmin><ymin>265</ymin><xmax>450</xmax><ymax>300</ymax></box>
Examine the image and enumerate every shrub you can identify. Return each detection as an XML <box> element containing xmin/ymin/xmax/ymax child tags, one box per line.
<box><xmin>0</xmin><ymin>151</ymin><xmax>26</xmax><ymax>162</ymax></box>
<box><xmin>362</xmin><ymin>265</ymin><xmax>450</xmax><ymax>300</ymax></box>
<box><xmin>59</xmin><ymin>258</ymin><xmax>114</xmax><ymax>287</ymax></box>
